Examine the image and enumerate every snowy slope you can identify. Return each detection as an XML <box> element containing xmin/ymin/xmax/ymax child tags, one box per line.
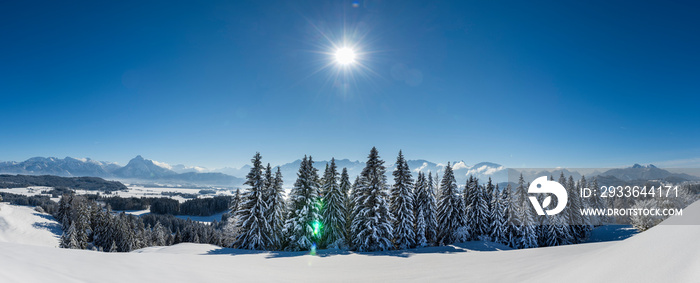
<box><xmin>0</xmin><ymin>203</ymin><xmax>61</xmax><ymax>247</ymax></box>
<box><xmin>0</xmin><ymin>201</ymin><xmax>698</xmax><ymax>282</ymax></box>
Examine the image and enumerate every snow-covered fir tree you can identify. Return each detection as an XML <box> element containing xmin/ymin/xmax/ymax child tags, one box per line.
<box><xmin>414</xmin><ymin>171</ymin><xmax>438</xmax><ymax>246</ymax></box>
<box><xmin>465</xmin><ymin>175</ymin><xmax>488</xmax><ymax>240</ymax></box>
<box><xmin>152</xmin><ymin>222</ymin><xmax>168</xmax><ymax>246</ymax></box>
<box><xmin>283</xmin><ymin>156</ymin><xmax>321</xmax><ymax>251</ymax></box>
<box><xmin>268</xmin><ymin>167</ymin><xmax>286</xmax><ymax>249</ymax></box>
<box><xmin>415</xmin><ymin>208</ymin><xmax>427</xmax><ymax>247</ymax></box>
<box><xmin>60</xmin><ymin>222</ymin><xmax>80</xmax><ymax>249</ymax></box>
<box><xmin>339</xmin><ymin>168</ymin><xmax>353</xmax><ymax>247</ymax></box>
<box><xmin>436</xmin><ymin>163</ymin><xmax>468</xmax><ymax>245</ymax></box>
<box><xmin>347</xmin><ymin>175</ymin><xmax>361</xmax><ymax>247</ymax></box>
<box><xmin>320</xmin><ymin>158</ymin><xmax>347</xmax><ymax>248</ymax></box>
<box><xmin>351</xmin><ymin>147</ymin><xmax>394</xmax><ymax>252</ymax></box>
<box><xmin>92</xmin><ymin>209</ymin><xmax>112</xmax><ymax>250</ymax></box>
<box><xmin>234</xmin><ymin>152</ymin><xmax>273</xmax><ymax>250</ymax></box>
<box><xmin>390</xmin><ymin>151</ymin><xmax>415</xmax><ymax>249</ymax></box>
<box><xmin>588</xmin><ymin>177</ymin><xmax>604</xmax><ymax>225</ymax></box>
<box><xmin>514</xmin><ymin>174</ymin><xmax>538</xmax><ymax>249</ymax></box>
<box><xmin>481</xmin><ymin>178</ymin><xmax>496</xmax><ymax>239</ymax></box>
<box><xmin>489</xmin><ymin>186</ymin><xmax>507</xmax><ymax>244</ymax></box>
<box><xmin>425</xmin><ymin>172</ymin><xmax>438</xmax><ymax>244</ymax></box>
<box><xmin>230</xmin><ymin>188</ymin><xmax>242</xmax><ymax>214</ymax></box>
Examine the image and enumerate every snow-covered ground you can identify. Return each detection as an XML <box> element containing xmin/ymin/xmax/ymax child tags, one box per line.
<box><xmin>0</xmin><ymin>186</ymin><xmax>61</xmax><ymax>202</ymax></box>
<box><xmin>1</xmin><ymin>185</ymin><xmax>235</xmax><ymax>203</ymax></box>
<box><xmin>0</xmin><ymin>201</ymin><xmax>698</xmax><ymax>282</ymax></box>
<box><xmin>0</xmin><ymin>203</ymin><xmax>60</xmax><ymax>247</ymax></box>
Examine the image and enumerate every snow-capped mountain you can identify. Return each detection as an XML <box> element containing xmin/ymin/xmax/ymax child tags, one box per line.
<box><xmin>0</xmin><ymin>156</ymin><xmax>243</xmax><ymax>187</ymax></box>
<box><xmin>0</xmin><ymin>157</ymin><xmax>116</xmax><ymax>177</ymax></box>
<box><xmin>112</xmin><ymin>155</ymin><xmax>177</xmax><ymax>179</ymax></box>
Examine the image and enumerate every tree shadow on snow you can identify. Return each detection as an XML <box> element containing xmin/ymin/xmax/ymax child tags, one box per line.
<box><xmin>31</xmin><ymin>212</ymin><xmax>62</xmax><ymax>237</ymax></box>
<box><xmin>33</xmin><ymin>212</ymin><xmax>57</xmax><ymax>222</ymax></box>
<box><xmin>32</xmin><ymin>221</ymin><xmax>63</xmax><ymax>237</ymax></box>
<box><xmin>204</xmin><ymin>241</ymin><xmax>511</xmax><ymax>259</ymax></box>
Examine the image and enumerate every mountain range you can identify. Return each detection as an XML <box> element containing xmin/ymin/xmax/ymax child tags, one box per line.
<box><xmin>0</xmin><ymin>156</ymin><xmax>697</xmax><ymax>189</ymax></box>
<box><xmin>0</xmin><ymin>156</ymin><xmax>243</xmax><ymax>187</ymax></box>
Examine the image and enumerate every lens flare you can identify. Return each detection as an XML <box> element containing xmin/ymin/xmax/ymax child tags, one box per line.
<box><xmin>312</xmin><ymin>220</ymin><xmax>322</xmax><ymax>237</ymax></box>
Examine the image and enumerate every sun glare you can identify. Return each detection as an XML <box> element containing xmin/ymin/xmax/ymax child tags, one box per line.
<box><xmin>335</xmin><ymin>47</ymin><xmax>356</xmax><ymax>65</ymax></box>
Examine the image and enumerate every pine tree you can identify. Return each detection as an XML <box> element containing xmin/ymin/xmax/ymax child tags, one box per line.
<box><xmin>480</xmin><ymin>178</ymin><xmax>495</xmax><ymax>239</ymax></box>
<box><xmin>589</xmin><ymin>177</ymin><xmax>604</xmax><ymax>225</ymax></box>
<box><xmin>436</xmin><ymin>163</ymin><xmax>467</xmax><ymax>245</ymax></box>
<box><xmin>116</xmin><ymin>215</ymin><xmax>136</xmax><ymax>252</ymax></box>
<box><xmin>152</xmin><ymin>221</ymin><xmax>168</xmax><ymax>246</ymax></box>
<box><xmin>390</xmin><ymin>151</ymin><xmax>415</xmax><ymax>249</ymax></box>
<box><xmin>489</xmin><ymin>187</ymin><xmax>507</xmax><ymax>244</ymax></box>
<box><xmin>60</xmin><ymin>222</ymin><xmax>80</xmax><ymax>249</ymax></box>
<box><xmin>424</xmin><ymin>172</ymin><xmax>438</xmax><ymax>244</ymax></box>
<box><xmin>413</xmin><ymin>172</ymin><xmax>427</xmax><ymax>245</ymax></box>
<box><xmin>234</xmin><ymin>153</ymin><xmax>273</xmax><ymax>250</ymax></box>
<box><xmin>347</xmin><ymin>176</ymin><xmax>361</xmax><ymax>247</ymax></box>
<box><xmin>514</xmin><ymin>174</ymin><xmax>538</xmax><ymax>249</ymax></box>
<box><xmin>339</xmin><ymin>168</ymin><xmax>353</xmax><ymax>248</ymax></box>
<box><xmin>415</xmin><ymin>209</ymin><xmax>427</xmax><ymax>247</ymax></box>
<box><xmin>283</xmin><ymin>156</ymin><xmax>321</xmax><ymax>251</ymax></box>
<box><xmin>351</xmin><ymin>147</ymin><xmax>394</xmax><ymax>252</ymax></box>
<box><xmin>71</xmin><ymin>200</ymin><xmax>90</xmax><ymax>249</ymax></box>
<box><xmin>320</xmin><ymin>158</ymin><xmax>346</xmax><ymax>248</ymax></box>
<box><xmin>414</xmin><ymin>171</ymin><xmax>438</xmax><ymax>246</ymax></box>
<box><xmin>268</xmin><ymin>167</ymin><xmax>286</xmax><ymax>249</ymax></box>
<box><xmin>465</xmin><ymin>175</ymin><xmax>489</xmax><ymax>240</ymax></box>
<box><xmin>92</xmin><ymin>210</ymin><xmax>111</xmax><ymax>250</ymax></box>
<box><xmin>230</xmin><ymin>188</ymin><xmax>242</xmax><ymax>214</ymax></box>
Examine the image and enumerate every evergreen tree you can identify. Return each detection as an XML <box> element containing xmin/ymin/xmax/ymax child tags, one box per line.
<box><xmin>436</xmin><ymin>163</ymin><xmax>468</xmax><ymax>245</ymax></box>
<box><xmin>116</xmin><ymin>215</ymin><xmax>136</xmax><ymax>252</ymax></box>
<box><xmin>425</xmin><ymin>172</ymin><xmax>438</xmax><ymax>244</ymax></box>
<box><xmin>489</xmin><ymin>187</ymin><xmax>507</xmax><ymax>244</ymax></box>
<box><xmin>390</xmin><ymin>151</ymin><xmax>415</xmax><ymax>249</ymax></box>
<box><xmin>234</xmin><ymin>153</ymin><xmax>273</xmax><ymax>250</ymax></box>
<box><xmin>268</xmin><ymin>167</ymin><xmax>286</xmax><ymax>249</ymax></box>
<box><xmin>516</xmin><ymin>175</ymin><xmax>538</xmax><ymax>249</ymax></box>
<box><xmin>283</xmin><ymin>156</ymin><xmax>321</xmax><ymax>251</ymax></box>
<box><xmin>339</xmin><ymin>168</ymin><xmax>353</xmax><ymax>247</ymax></box>
<box><xmin>351</xmin><ymin>147</ymin><xmax>394</xmax><ymax>251</ymax></box>
<box><xmin>92</xmin><ymin>210</ymin><xmax>111</xmax><ymax>250</ymax></box>
<box><xmin>230</xmin><ymin>188</ymin><xmax>242</xmax><ymax>214</ymax></box>
<box><xmin>152</xmin><ymin>221</ymin><xmax>168</xmax><ymax>246</ymax></box>
<box><xmin>60</xmin><ymin>222</ymin><xmax>80</xmax><ymax>249</ymax></box>
<box><xmin>320</xmin><ymin>158</ymin><xmax>347</xmax><ymax>248</ymax></box>
<box><xmin>347</xmin><ymin>175</ymin><xmax>361</xmax><ymax>248</ymax></box>
<box><xmin>415</xmin><ymin>209</ymin><xmax>427</xmax><ymax>247</ymax></box>
<box><xmin>589</xmin><ymin>177</ymin><xmax>604</xmax><ymax>225</ymax></box>
<box><xmin>414</xmin><ymin>171</ymin><xmax>438</xmax><ymax>246</ymax></box>
<box><xmin>73</xmin><ymin>200</ymin><xmax>90</xmax><ymax>249</ymax></box>
<box><xmin>465</xmin><ymin>175</ymin><xmax>488</xmax><ymax>240</ymax></box>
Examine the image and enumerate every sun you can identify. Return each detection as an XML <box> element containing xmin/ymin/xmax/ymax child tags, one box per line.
<box><xmin>335</xmin><ymin>47</ymin><xmax>356</xmax><ymax>65</ymax></box>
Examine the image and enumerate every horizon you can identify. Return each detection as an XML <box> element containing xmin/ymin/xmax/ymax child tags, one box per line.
<box><xmin>0</xmin><ymin>153</ymin><xmax>684</xmax><ymax>173</ymax></box>
<box><xmin>2</xmin><ymin>0</ymin><xmax>699</xmax><ymax>169</ymax></box>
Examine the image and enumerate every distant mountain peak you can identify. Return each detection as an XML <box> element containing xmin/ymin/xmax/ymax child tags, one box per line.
<box><xmin>631</xmin><ymin>164</ymin><xmax>657</xmax><ymax>169</ymax></box>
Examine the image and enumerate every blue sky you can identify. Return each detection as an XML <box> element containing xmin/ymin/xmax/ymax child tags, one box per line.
<box><xmin>1</xmin><ymin>0</ymin><xmax>699</xmax><ymax>169</ymax></box>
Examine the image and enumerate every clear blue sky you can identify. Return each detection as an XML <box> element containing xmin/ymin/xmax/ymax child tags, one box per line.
<box><xmin>1</xmin><ymin>0</ymin><xmax>699</xmax><ymax>169</ymax></box>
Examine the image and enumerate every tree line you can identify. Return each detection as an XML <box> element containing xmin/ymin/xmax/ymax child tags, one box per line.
<box><xmin>98</xmin><ymin>195</ymin><xmax>231</xmax><ymax>216</ymax></box>
<box><xmin>230</xmin><ymin>147</ymin><xmax>622</xmax><ymax>252</ymax></box>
